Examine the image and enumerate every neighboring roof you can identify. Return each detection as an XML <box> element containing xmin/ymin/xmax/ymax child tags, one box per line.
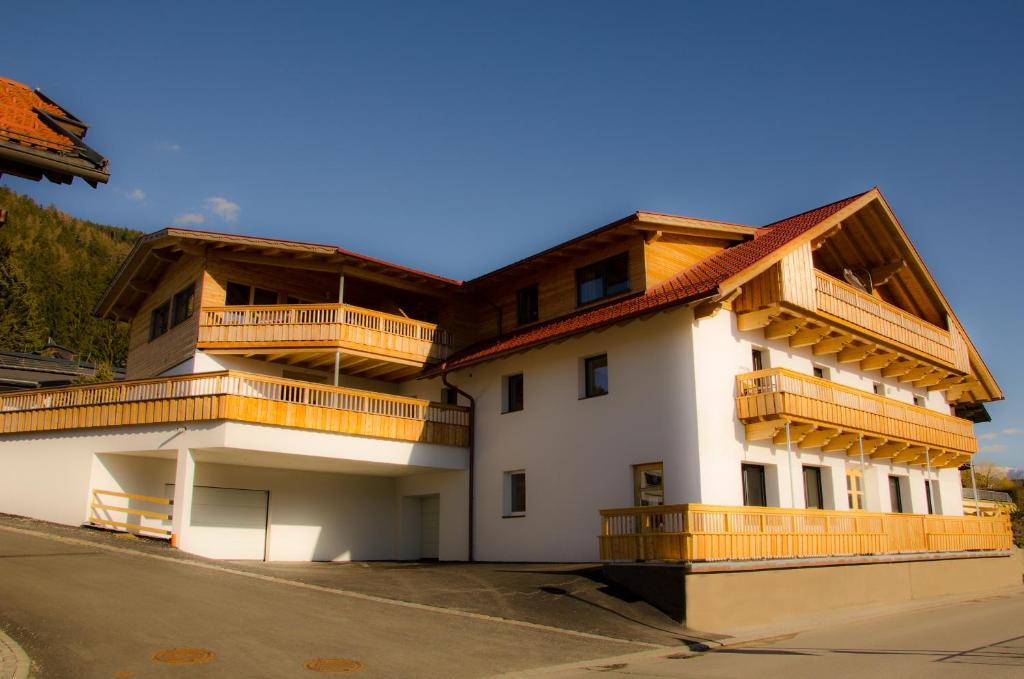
<box><xmin>0</xmin><ymin>350</ymin><xmax>125</xmax><ymax>384</ymax></box>
<box><xmin>0</xmin><ymin>76</ymin><xmax>109</xmax><ymax>186</ymax></box>
<box><xmin>441</xmin><ymin>191</ymin><xmax>872</xmax><ymax>370</ymax></box>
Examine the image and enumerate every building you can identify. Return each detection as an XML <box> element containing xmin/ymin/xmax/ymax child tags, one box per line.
<box><xmin>0</xmin><ymin>188</ymin><xmax>1012</xmax><ymax>569</ymax></box>
<box><xmin>0</xmin><ymin>75</ymin><xmax>109</xmax><ymax>187</ymax></box>
<box><xmin>0</xmin><ymin>340</ymin><xmax>126</xmax><ymax>392</ymax></box>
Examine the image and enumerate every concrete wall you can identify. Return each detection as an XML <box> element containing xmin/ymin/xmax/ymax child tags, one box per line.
<box><xmin>685</xmin><ymin>553</ymin><xmax>1023</xmax><ymax>633</ymax></box>
<box><xmin>396</xmin><ymin>471</ymin><xmax>469</xmax><ymax>561</ymax></box>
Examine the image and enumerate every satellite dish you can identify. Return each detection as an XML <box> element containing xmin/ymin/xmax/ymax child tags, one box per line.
<box><xmin>843</xmin><ymin>268</ymin><xmax>873</xmax><ymax>294</ymax></box>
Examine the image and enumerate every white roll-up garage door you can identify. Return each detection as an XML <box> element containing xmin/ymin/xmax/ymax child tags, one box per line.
<box><xmin>168</xmin><ymin>485</ymin><xmax>269</xmax><ymax>560</ymax></box>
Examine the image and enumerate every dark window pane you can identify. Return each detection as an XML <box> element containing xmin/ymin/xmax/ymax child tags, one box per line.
<box><xmin>889</xmin><ymin>476</ymin><xmax>903</xmax><ymax>513</ymax></box>
<box><xmin>171</xmin><ymin>284</ymin><xmax>195</xmax><ymax>326</ymax></box>
<box><xmin>584</xmin><ymin>354</ymin><xmax>608</xmax><ymax>398</ymax></box>
<box><xmin>226</xmin><ymin>282</ymin><xmax>251</xmax><ymax>306</ymax></box>
<box><xmin>440</xmin><ymin>387</ymin><xmax>458</xmax><ymax>405</ymax></box>
<box><xmin>925</xmin><ymin>480</ymin><xmax>935</xmax><ymax>514</ymax></box>
<box><xmin>510</xmin><ymin>473</ymin><xmax>526</xmax><ymax>514</ymax></box>
<box><xmin>575</xmin><ymin>253</ymin><xmax>630</xmax><ymax>306</ymax></box>
<box><xmin>604</xmin><ymin>253</ymin><xmax>630</xmax><ymax>296</ymax></box>
<box><xmin>576</xmin><ymin>267</ymin><xmax>604</xmax><ymax>305</ymax></box>
<box><xmin>505</xmin><ymin>374</ymin><xmax>524</xmax><ymax>412</ymax></box>
<box><xmin>742</xmin><ymin>464</ymin><xmax>767</xmax><ymax>507</ymax></box>
<box><xmin>803</xmin><ymin>466</ymin><xmax>823</xmax><ymax>509</ymax></box>
<box><xmin>252</xmin><ymin>287</ymin><xmax>277</xmax><ymax>305</ymax></box>
<box><xmin>751</xmin><ymin>349</ymin><xmax>764</xmax><ymax>371</ymax></box>
<box><xmin>149</xmin><ymin>303</ymin><xmax>170</xmax><ymax>340</ymax></box>
<box><xmin>516</xmin><ymin>285</ymin><xmax>539</xmax><ymax>325</ymax></box>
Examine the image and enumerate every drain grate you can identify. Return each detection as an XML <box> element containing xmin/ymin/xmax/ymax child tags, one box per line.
<box><xmin>305</xmin><ymin>658</ymin><xmax>364</xmax><ymax>673</ymax></box>
<box><xmin>152</xmin><ymin>647</ymin><xmax>216</xmax><ymax>664</ymax></box>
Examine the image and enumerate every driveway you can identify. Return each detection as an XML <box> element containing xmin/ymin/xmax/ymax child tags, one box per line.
<box><xmin>0</xmin><ymin>516</ymin><xmax>683</xmax><ymax>678</ymax></box>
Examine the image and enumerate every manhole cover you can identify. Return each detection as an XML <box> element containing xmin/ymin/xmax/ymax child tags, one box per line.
<box><xmin>152</xmin><ymin>647</ymin><xmax>216</xmax><ymax>664</ymax></box>
<box><xmin>305</xmin><ymin>658</ymin><xmax>364</xmax><ymax>673</ymax></box>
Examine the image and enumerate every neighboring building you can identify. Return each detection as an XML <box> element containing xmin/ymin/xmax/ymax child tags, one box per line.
<box><xmin>0</xmin><ymin>75</ymin><xmax>109</xmax><ymax>186</ymax></box>
<box><xmin>0</xmin><ymin>188</ymin><xmax>1010</xmax><ymax>565</ymax></box>
<box><xmin>0</xmin><ymin>340</ymin><xmax>125</xmax><ymax>392</ymax></box>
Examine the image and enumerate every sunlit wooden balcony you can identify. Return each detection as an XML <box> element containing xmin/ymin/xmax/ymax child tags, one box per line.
<box><xmin>598</xmin><ymin>503</ymin><xmax>1012</xmax><ymax>563</ymax></box>
<box><xmin>736</xmin><ymin>368</ymin><xmax>976</xmax><ymax>469</ymax></box>
<box><xmin>736</xmin><ymin>266</ymin><xmax>976</xmax><ymax>397</ymax></box>
<box><xmin>0</xmin><ymin>371</ymin><xmax>469</xmax><ymax>447</ymax></box>
<box><xmin>197</xmin><ymin>304</ymin><xmax>451</xmax><ymax>380</ymax></box>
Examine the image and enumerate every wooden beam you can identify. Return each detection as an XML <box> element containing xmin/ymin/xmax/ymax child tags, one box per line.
<box><xmin>745</xmin><ymin>420</ymin><xmax>786</xmax><ymax>441</ymax></box>
<box><xmin>737</xmin><ymin>306</ymin><xmax>783</xmax><ymax>332</ymax></box>
<box><xmin>773</xmin><ymin>423</ymin><xmax>815</xmax><ymax>446</ymax></box>
<box><xmin>644</xmin><ymin>230</ymin><xmax>664</xmax><ymax>244</ymax></box>
<box><xmin>870</xmin><ymin>259</ymin><xmax>906</xmax><ymax>286</ymax></box>
<box><xmin>898</xmin><ymin>364</ymin><xmax>934</xmax><ymax>383</ymax></box>
<box><xmin>881</xmin><ymin>360</ymin><xmax>915</xmax><ymax>378</ymax></box>
<box><xmin>913</xmin><ymin>371</ymin><xmax>946</xmax><ymax>389</ymax></box>
<box><xmin>850</xmin><ymin>437</ymin><xmax>886</xmax><ymax>456</ymax></box>
<box><xmin>812</xmin><ymin>334</ymin><xmax>853</xmax><ymax>356</ymax></box>
<box><xmin>861</xmin><ymin>352</ymin><xmax>899</xmax><ymax>371</ymax></box>
<box><xmin>127</xmin><ymin>279</ymin><xmax>156</xmax><ymax>294</ymax></box>
<box><xmin>798</xmin><ymin>428</ymin><xmax>840</xmax><ymax>449</ymax></box>
<box><xmin>789</xmin><ymin>326</ymin><xmax>831</xmax><ymax>348</ymax></box>
<box><xmin>821</xmin><ymin>433</ymin><xmax>859</xmax><ymax>453</ymax></box>
<box><xmin>871</xmin><ymin>441</ymin><xmax>909</xmax><ymax>460</ymax></box>
<box><xmin>837</xmin><ymin>343</ymin><xmax>874</xmax><ymax>364</ymax></box>
<box><xmin>893</xmin><ymin>447</ymin><xmax>926</xmax><ymax>464</ymax></box>
<box><xmin>765</xmin><ymin>317</ymin><xmax>805</xmax><ymax>340</ymax></box>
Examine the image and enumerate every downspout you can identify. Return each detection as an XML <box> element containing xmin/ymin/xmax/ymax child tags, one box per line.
<box><xmin>440</xmin><ymin>363</ymin><xmax>476</xmax><ymax>562</ymax></box>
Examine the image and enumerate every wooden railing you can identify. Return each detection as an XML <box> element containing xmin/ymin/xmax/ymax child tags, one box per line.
<box><xmin>89</xmin><ymin>489</ymin><xmax>173</xmax><ymax>539</ymax></box>
<box><xmin>736</xmin><ymin>368</ymin><xmax>976</xmax><ymax>454</ymax></box>
<box><xmin>198</xmin><ymin>303</ymin><xmax>451</xmax><ymax>362</ymax></box>
<box><xmin>0</xmin><ymin>371</ymin><xmax>470</xmax><ymax>447</ymax></box>
<box><xmin>598</xmin><ymin>503</ymin><xmax>1013</xmax><ymax>562</ymax></box>
<box><xmin>813</xmin><ymin>271</ymin><xmax>958</xmax><ymax>367</ymax></box>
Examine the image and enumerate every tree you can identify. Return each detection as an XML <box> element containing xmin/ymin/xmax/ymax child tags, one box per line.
<box><xmin>0</xmin><ymin>238</ymin><xmax>45</xmax><ymax>351</ymax></box>
<box><xmin>961</xmin><ymin>462</ymin><xmax>1015</xmax><ymax>491</ymax></box>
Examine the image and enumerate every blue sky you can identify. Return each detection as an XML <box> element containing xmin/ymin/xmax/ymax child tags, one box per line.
<box><xmin>2</xmin><ymin>1</ymin><xmax>1021</xmax><ymax>467</ymax></box>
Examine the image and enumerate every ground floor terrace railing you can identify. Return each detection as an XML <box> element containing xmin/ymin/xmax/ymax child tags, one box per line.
<box><xmin>0</xmin><ymin>371</ymin><xmax>469</xmax><ymax>447</ymax></box>
<box><xmin>599</xmin><ymin>504</ymin><xmax>1013</xmax><ymax>562</ymax></box>
<box><xmin>198</xmin><ymin>303</ymin><xmax>451</xmax><ymax>363</ymax></box>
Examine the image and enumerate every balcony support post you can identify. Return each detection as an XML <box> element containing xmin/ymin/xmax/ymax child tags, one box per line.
<box><xmin>858</xmin><ymin>434</ymin><xmax>869</xmax><ymax>511</ymax></box>
<box><xmin>969</xmin><ymin>462</ymin><xmax>979</xmax><ymax>516</ymax></box>
<box><xmin>925</xmin><ymin>449</ymin><xmax>937</xmax><ymax>514</ymax></box>
<box><xmin>334</xmin><ymin>269</ymin><xmax>345</xmax><ymax>387</ymax></box>
<box><xmin>170</xmin><ymin>448</ymin><xmax>196</xmax><ymax>551</ymax></box>
<box><xmin>785</xmin><ymin>421</ymin><xmax>797</xmax><ymax>508</ymax></box>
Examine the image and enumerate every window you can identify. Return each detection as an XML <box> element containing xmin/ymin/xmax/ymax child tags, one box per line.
<box><xmin>813</xmin><ymin>365</ymin><xmax>830</xmax><ymax>380</ymax></box>
<box><xmin>575</xmin><ymin>253</ymin><xmax>629</xmax><ymax>306</ymax></box>
<box><xmin>440</xmin><ymin>387</ymin><xmax>458</xmax><ymax>406</ymax></box>
<box><xmin>582</xmin><ymin>354</ymin><xmax>609</xmax><ymax>398</ymax></box>
<box><xmin>913</xmin><ymin>394</ymin><xmax>926</xmax><ymax>408</ymax></box>
<box><xmin>751</xmin><ymin>348</ymin><xmax>765</xmax><ymax>371</ymax></box>
<box><xmin>504</xmin><ymin>471</ymin><xmax>526</xmax><ymax>517</ymax></box>
<box><xmin>888</xmin><ymin>475</ymin><xmax>904</xmax><ymax>513</ymax></box>
<box><xmin>742</xmin><ymin>464</ymin><xmax>767</xmax><ymax>507</ymax></box>
<box><xmin>803</xmin><ymin>466</ymin><xmax>824</xmax><ymax>509</ymax></box>
<box><xmin>171</xmin><ymin>284</ymin><xmax>195</xmax><ymax>327</ymax></box>
<box><xmin>846</xmin><ymin>469</ymin><xmax>864</xmax><ymax>510</ymax></box>
<box><xmin>925</xmin><ymin>480</ymin><xmax>936</xmax><ymax>514</ymax></box>
<box><xmin>873</xmin><ymin>382</ymin><xmax>886</xmax><ymax>396</ymax></box>
<box><xmin>516</xmin><ymin>284</ymin><xmax>539</xmax><ymax>325</ymax></box>
<box><xmin>226</xmin><ymin>282</ymin><xmax>277</xmax><ymax>306</ymax></box>
<box><xmin>149</xmin><ymin>302</ymin><xmax>170</xmax><ymax>340</ymax></box>
<box><xmin>633</xmin><ymin>463</ymin><xmax>664</xmax><ymax>507</ymax></box>
<box><xmin>502</xmin><ymin>373</ymin><xmax>524</xmax><ymax>413</ymax></box>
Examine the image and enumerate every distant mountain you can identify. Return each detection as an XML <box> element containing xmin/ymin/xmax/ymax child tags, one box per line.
<box><xmin>0</xmin><ymin>186</ymin><xmax>140</xmax><ymax>366</ymax></box>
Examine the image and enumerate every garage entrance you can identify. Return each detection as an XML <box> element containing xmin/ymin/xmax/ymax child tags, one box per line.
<box><xmin>168</xmin><ymin>484</ymin><xmax>269</xmax><ymax>560</ymax></box>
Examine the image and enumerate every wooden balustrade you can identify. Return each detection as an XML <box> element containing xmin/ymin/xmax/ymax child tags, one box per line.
<box><xmin>89</xmin><ymin>489</ymin><xmax>173</xmax><ymax>538</ymax></box>
<box><xmin>198</xmin><ymin>303</ymin><xmax>451</xmax><ymax>362</ymax></box>
<box><xmin>0</xmin><ymin>371</ymin><xmax>470</xmax><ymax>447</ymax></box>
<box><xmin>813</xmin><ymin>271</ymin><xmax>958</xmax><ymax>367</ymax></box>
<box><xmin>598</xmin><ymin>503</ymin><xmax>1013</xmax><ymax>562</ymax></box>
<box><xmin>736</xmin><ymin>368</ymin><xmax>976</xmax><ymax>463</ymax></box>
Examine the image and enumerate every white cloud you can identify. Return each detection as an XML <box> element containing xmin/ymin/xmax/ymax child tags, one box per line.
<box><xmin>978</xmin><ymin>432</ymin><xmax>999</xmax><ymax>440</ymax></box>
<box><xmin>980</xmin><ymin>444</ymin><xmax>1007</xmax><ymax>453</ymax></box>
<box><xmin>1001</xmin><ymin>427</ymin><xmax>1022</xmax><ymax>435</ymax></box>
<box><xmin>158</xmin><ymin>142</ymin><xmax>182</xmax><ymax>152</ymax></box>
<box><xmin>173</xmin><ymin>213</ymin><xmax>205</xmax><ymax>226</ymax></box>
<box><xmin>204</xmin><ymin>196</ymin><xmax>240</xmax><ymax>223</ymax></box>
<box><xmin>127</xmin><ymin>188</ymin><xmax>146</xmax><ymax>202</ymax></box>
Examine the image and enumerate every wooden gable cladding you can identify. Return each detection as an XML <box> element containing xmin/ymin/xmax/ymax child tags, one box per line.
<box><xmin>201</xmin><ymin>251</ymin><xmax>341</xmax><ymax>307</ymax></box>
<box><xmin>643</xmin><ymin>234</ymin><xmax>735</xmax><ymax>288</ymax></box>
<box><xmin>125</xmin><ymin>254</ymin><xmax>205</xmax><ymax>379</ymax></box>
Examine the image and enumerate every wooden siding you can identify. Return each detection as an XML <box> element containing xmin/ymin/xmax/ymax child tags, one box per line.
<box><xmin>598</xmin><ymin>503</ymin><xmax>1013</xmax><ymax>562</ymax></box>
<box><xmin>198</xmin><ymin>303</ymin><xmax>451</xmax><ymax>363</ymax></box>
<box><xmin>736</xmin><ymin>368</ymin><xmax>976</xmax><ymax>466</ymax></box>
<box><xmin>0</xmin><ymin>371</ymin><xmax>470</xmax><ymax>447</ymax></box>
<box><xmin>643</xmin><ymin>235</ymin><xmax>733</xmax><ymax>288</ymax></box>
<box><xmin>779</xmin><ymin>242</ymin><xmax>817</xmax><ymax>310</ymax></box>
<box><xmin>125</xmin><ymin>254</ymin><xmax>205</xmax><ymax>379</ymax></box>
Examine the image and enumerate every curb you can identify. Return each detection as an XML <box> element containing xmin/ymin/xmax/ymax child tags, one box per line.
<box><xmin>0</xmin><ymin>627</ymin><xmax>30</xmax><ymax>679</ymax></box>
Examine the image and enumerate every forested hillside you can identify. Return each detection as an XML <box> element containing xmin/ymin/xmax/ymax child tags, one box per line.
<box><xmin>0</xmin><ymin>186</ymin><xmax>141</xmax><ymax>366</ymax></box>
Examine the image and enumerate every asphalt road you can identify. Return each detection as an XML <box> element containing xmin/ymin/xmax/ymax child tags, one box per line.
<box><xmin>0</xmin><ymin>527</ymin><xmax>652</xmax><ymax>678</ymax></box>
<box><xmin>522</xmin><ymin>588</ymin><xmax>1024</xmax><ymax>677</ymax></box>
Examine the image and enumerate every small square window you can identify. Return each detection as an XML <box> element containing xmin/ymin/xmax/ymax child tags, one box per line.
<box><xmin>873</xmin><ymin>382</ymin><xmax>885</xmax><ymax>396</ymax></box>
<box><xmin>516</xmin><ymin>285</ymin><xmax>539</xmax><ymax>326</ymax></box>
<box><xmin>576</xmin><ymin>253</ymin><xmax>630</xmax><ymax>306</ymax></box>
<box><xmin>171</xmin><ymin>284</ymin><xmax>195</xmax><ymax>327</ymax></box>
<box><xmin>751</xmin><ymin>348</ymin><xmax>765</xmax><ymax>371</ymax></box>
<box><xmin>440</xmin><ymin>387</ymin><xmax>458</xmax><ymax>406</ymax></box>
<box><xmin>502</xmin><ymin>373</ymin><xmax>524</xmax><ymax>413</ymax></box>
<box><xmin>813</xmin><ymin>365</ymin><xmax>830</xmax><ymax>380</ymax></box>
<box><xmin>913</xmin><ymin>394</ymin><xmax>925</xmax><ymax>408</ymax></box>
<box><xmin>583</xmin><ymin>354</ymin><xmax>609</xmax><ymax>398</ymax></box>
<box><xmin>149</xmin><ymin>302</ymin><xmax>170</xmax><ymax>341</ymax></box>
<box><xmin>504</xmin><ymin>470</ymin><xmax>526</xmax><ymax>517</ymax></box>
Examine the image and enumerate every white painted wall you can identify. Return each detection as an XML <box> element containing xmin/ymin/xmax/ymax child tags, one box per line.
<box><xmin>395</xmin><ymin>471</ymin><xmax>469</xmax><ymax>561</ymax></box>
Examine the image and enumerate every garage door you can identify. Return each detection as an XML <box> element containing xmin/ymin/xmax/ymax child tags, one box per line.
<box><xmin>420</xmin><ymin>495</ymin><xmax>440</xmax><ymax>560</ymax></box>
<box><xmin>168</xmin><ymin>485</ymin><xmax>268</xmax><ymax>560</ymax></box>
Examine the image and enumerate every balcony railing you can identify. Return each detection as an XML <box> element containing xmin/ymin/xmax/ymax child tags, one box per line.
<box><xmin>0</xmin><ymin>371</ymin><xmax>469</xmax><ymax>447</ymax></box>
<box><xmin>198</xmin><ymin>303</ymin><xmax>451</xmax><ymax>363</ymax></box>
<box><xmin>813</xmin><ymin>271</ymin><xmax>962</xmax><ymax>368</ymax></box>
<box><xmin>736</xmin><ymin>368</ymin><xmax>976</xmax><ymax>465</ymax></box>
<box><xmin>598</xmin><ymin>503</ymin><xmax>1013</xmax><ymax>562</ymax></box>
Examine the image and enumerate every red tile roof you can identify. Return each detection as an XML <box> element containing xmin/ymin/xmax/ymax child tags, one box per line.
<box><xmin>442</xmin><ymin>190</ymin><xmax>870</xmax><ymax>370</ymax></box>
<box><xmin>0</xmin><ymin>77</ymin><xmax>76</xmax><ymax>153</ymax></box>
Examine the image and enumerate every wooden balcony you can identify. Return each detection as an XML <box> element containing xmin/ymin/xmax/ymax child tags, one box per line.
<box><xmin>0</xmin><ymin>371</ymin><xmax>469</xmax><ymax>447</ymax></box>
<box><xmin>736</xmin><ymin>368</ymin><xmax>976</xmax><ymax>469</ymax></box>
<box><xmin>599</xmin><ymin>503</ymin><xmax>1013</xmax><ymax>563</ymax></box>
<box><xmin>197</xmin><ymin>304</ymin><xmax>451</xmax><ymax>380</ymax></box>
<box><xmin>735</xmin><ymin>260</ymin><xmax>976</xmax><ymax>397</ymax></box>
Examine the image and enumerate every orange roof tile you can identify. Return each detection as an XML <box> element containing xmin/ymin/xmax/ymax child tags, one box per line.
<box><xmin>0</xmin><ymin>77</ymin><xmax>75</xmax><ymax>153</ymax></box>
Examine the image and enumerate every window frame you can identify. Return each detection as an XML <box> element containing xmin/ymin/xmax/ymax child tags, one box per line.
<box><xmin>888</xmin><ymin>475</ymin><xmax>905</xmax><ymax>513</ymax></box>
<box><xmin>846</xmin><ymin>468</ymin><xmax>865</xmax><ymax>510</ymax></box>
<box><xmin>503</xmin><ymin>470</ymin><xmax>526</xmax><ymax>518</ymax></box>
<box><xmin>516</xmin><ymin>284</ymin><xmax>539</xmax><ymax>326</ymax></box>
<box><xmin>501</xmin><ymin>372</ymin><xmax>524</xmax><ymax>413</ymax></box>
<box><xmin>751</xmin><ymin>348</ymin><xmax>766</xmax><ymax>372</ymax></box>
<box><xmin>633</xmin><ymin>462</ymin><xmax>664</xmax><ymax>507</ymax></box>
<box><xmin>812</xmin><ymin>365</ymin><xmax>830</xmax><ymax>380</ymax></box>
<box><xmin>149</xmin><ymin>301</ymin><xmax>170</xmax><ymax>341</ymax></box>
<box><xmin>741</xmin><ymin>463</ymin><xmax>768</xmax><ymax>507</ymax></box>
<box><xmin>575</xmin><ymin>252</ymin><xmax>630</xmax><ymax>307</ymax></box>
<box><xmin>802</xmin><ymin>465</ymin><xmax>824</xmax><ymax>509</ymax></box>
<box><xmin>171</xmin><ymin>283</ymin><xmax>196</xmax><ymax>328</ymax></box>
<box><xmin>581</xmin><ymin>353</ymin><xmax>609</xmax><ymax>399</ymax></box>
